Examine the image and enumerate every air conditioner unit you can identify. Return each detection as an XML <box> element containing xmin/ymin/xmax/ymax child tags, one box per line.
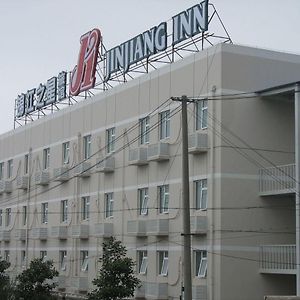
<box><xmin>190</xmin><ymin>216</ymin><xmax>208</xmax><ymax>235</ymax></box>
<box><xmin>145</xmin><ymin>282</ymin><xmax>168</xmax><ymax>299</ymax></box>
<box><xmin>127</xmin><ymin>220</ymin><xmax>147</xmax><ymax>236</ymax></box>
<box><xmin>192</xmin><ymin>285</ymin><xmax>207</xmax><ymax>300</ymax></box>
<box><xmin>0</xmin><ymin>230</ymin><xmax>11</xmax><ymax>242</ymax></box>
<box><xmin>71</xmin><ymin>277</ymin><xmax>88</xmax><ymax>291</ymax></box>
<box><xmin>94</xmin><ymin>223</ymin><xmax>113</xmax><ymax>237</ymax></box>
<box><xmin>128</xmin><ymin>147</ymin><xmax>148</xmax><ymax>166</ymax></box>
<box><xmin>51</xmin><ymin>226</ymin><xmax>68</xmax><ymax>240</ymax></box>
<box><xmin>96</xmin><ymin>157</ymin><xmax>115</xmax><ymax>173</ymax></box>
<box><xmin>188</xmin><ymin>132</ymin><xmax>208</xmax><ymax>154</ymax></box>
<box><xmin>71</xmin><ymin>224</ymin><xmax>89</xmax><ymax>239</ymax></box>
<box><xmin>31</xmin><ymin>227</ymin><xmax>48</xmax><ymax>240</ymax></box>
<box><xmin>15</xmin><ymin>229</ymin><xmax>26</xmax><ymax>241</ymax></box>
<box><xmin>35</xmin><ymin>171</ymin><xmax>50</xmax><ymax>186</ymax></box>
<box><xmin>147</xmin><ymin>143</ymin><xmax>169</xmax><ymax>161</ymax></box>
<box><xmin>135</xmin><ymin>282</ymin><xmax>146</xmax><ymax>298</ymax></box>
<box><xmin>53</xmin><ymin>166</ymin><xmax>69</xmax><ymax>182</ymax></box>
<box><xmin>57</xmin><ymin>275</ymin><xmax>67</xmax><ymax>290</ymax></box>
<box><xmin>147</xmin><ymin>219</ymin><xmax>169</xmax><ymax>236</ymax></box>
<box><xmin>0</xmin><ymin>180</ymin><xmax>12</xmax><ymax>193</ymax></box>
<box><xmin>73</xmin><ymin>162</ymin><xmax>91</xmax><ymax>177</ymax></box>
<box><xmin>16</xmin><ymin>176</ymin><xmax>29</xmax><ymax>190</ymax></box>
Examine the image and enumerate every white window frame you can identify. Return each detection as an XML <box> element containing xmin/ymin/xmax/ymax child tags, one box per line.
<box><xmin>0</xmin><ymin>162</ymin><xmax>4</xmax><ymax>180</ymax></box>
<box><xmin>62</xmin><ymin>142</ymin><xmax>70</xmax><ymax>164</ymax></box>
<box><xmin>7</xmin><ymin>159</ymin><xmax>13</xmax><ymax>179</ymax></box>
<box><xmin>139</xmin><ymin>188</ymin><xmax>148</xmax><ymax>215</ymax></box>
<box><xmin>196</xmin><ymin>99</ymin><xmax>208</xmax><ymax>130</ymax></box>
<box><xmin>5</xmin><ymin>208</ymin><xmax>11</xmax><ymax>227</ymax></box>
<box><xmin>159</xmin><ymin>185</ymin><xmax>169</xmax><ymax>214</ymax></box>
<box><xmin>61</xmin><ymin>200</ymin><xmax>68</xmax><ymax>223</ymax></box>
<box><xmin>195</xmin><ymin>250</ymin><xmax>207</xmax><ymax>278</ymax></box>
<box><xmin>195</xmin><ymin>179</ymin><xmax>207</xmax><ymax>210</ymax></box>
<box><xmin>105</xmin><ymin>192</ymin><xmax>114</xmax><ymax>218</ymax></box>
<box><xmin>81</xmin><ymin>197</ymin><xmax>90</xmax><ymax>221</ymax></box>
<box><xmin>138</xmin><ymin>251</ymin><xmax>148</xmax><ymax>275</ymax></box>
<box><xmin>43</xmin><ymin>148</ymin><xmax>50</xmax><ymax>170</ymax></box>
<box><xmin>40</xmin><ymin>250</ymin><xmax>47</xmax><ymax>262</ymax></box>
<box><xmin>24</xmin><ymin>154</ymin><xmax>29</xmax><ymax>175</ymax></box>
<box><xmin>60</xmin><ymin>250</ymin><xmax>67</xmax><ymax>271</ymax></box>
<box><xmin>139</xmin><ymin>116</ymin><xmax>150</xmax><ymax>144</ymax></box>
<box><xmin>158</xmin><ymin>251</ymin><xmax>168</xmax><ymax>276</ymax></box>
<box><xmin>80</xmin><ymin>250</ymin><xmax>89</xmax><ymax>272</ymax></box>
<box><xmin>159</xmin><ymin>110</ymin><xmax>170</xmax><ymax>140</ymax></box>
<box><xmin>41</xmin><ymin>202</ymin><xmax>48</xmax><ymax>224</ymax></box>
<box><xmin>22</xmin><ymin>206</ymin><xmax>27</xmax><ymax>226</ymax></box>
<box><xmin>106</xmin><ymin>127</ymin><xmax>116</xmax><ymax>154</ymax></box>
<box><xmin>83</xmin><ymin>135</ymin><xmax>91</xmax><ymax>159</ymax></box>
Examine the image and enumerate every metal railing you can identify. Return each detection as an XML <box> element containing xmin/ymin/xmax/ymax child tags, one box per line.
<box><xmin>259</xmin><ymin>164</ymin><xmax>295</xmax><ymax>196</ymax></box>
<box><xmin>259</xmin><ymin>245</ymin><xmax>296</xmax><ymax>274</ymax></box>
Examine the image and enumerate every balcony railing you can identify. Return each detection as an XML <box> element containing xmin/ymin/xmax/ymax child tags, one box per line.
<box><xmin>259</xmin><ymin>164</ymin><xmax>295</xmax><ymax>196</ymax></box>
<box><xmin>259</xmin><ymin>245</ymin><xmax>296</xmax><ymax>274</ymax></box>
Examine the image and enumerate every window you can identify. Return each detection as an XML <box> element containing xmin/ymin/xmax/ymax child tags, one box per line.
<box><xmin>0</xmin><ymin>209</ymin><xmax>2</xmax><ymax>226</ymax></box>
<box><xmin>138</xmin><ymin>251</ymin><xmax>148</xmax><ymax>275</ymax></box>
<box><xmin>24</xmin><ymin>154</ymin><xmax>29</xmax><ymax>175</ymax></box>
<box><xmin>83</xmin><ymin>135</ymin><xmax>91</xmax><ymax>159</ymax></box>
<box><xmin>106</xmin><ymin>127</ymin><xmax>115</xmax><ymax>153</ymax></box>
<box><xmin>159</xmin><ymin>110</ymin><xmax>170</xmax><ymax>140</ymax></box>
<box><xmin>21</xmin><ymin>250</ymin><xmax>27</xmax><ymax>266</ymax></box>
<box><xmin>80</xmin><ymin>250</ymin><xmax>89</xmax><ymax>272</ymax></box>
<box><xmin>81</xmin><ymin>197</ymin><xmax>90</xmax><ymax>221</ymax></box>
<box><xmin>60</xmin><ymin>251</ymin><xmax>67</xmax><ymax>271</ymax></box>
<box><xmin>0</xmin><ymin>162</ymin><xmax>4</xmax><ymax>180</ymax></box>
<box><xmin>43</xmin><ymin>148</ymin><xmax>50</xmax><ymax>170</ymax></box>
<box><xmin>7</xmin><ymin>159</ymin><xmax>13</xmax><ymax>179</ymax></box>
<box><xmin>159</xmin><ymin>185</ymin><xmax>169</xmax><ymax>214</ymax></box>
<box><xmin>22</xmin><ymin>206</ymin><xmax>27</xmax><ymax>226</ymax></box>
<box><xmin>4</xmin><ymin>250</ymin><xmax>10</xmax><ymax>263</ymax></box>
<box><xmin>61</xmin><ymin>200</ymin><xmax>68</xmax><ymax>223</ymax></box>
<box><xmin>195</xmin><ymin>179</ymin><xmax>207</xmax><ymax>210</ymax></box>
<box><xmin>139</xmin><ymin>116</ymin><xmax>150</xmax><ymax>144</ymax></box>
<box><xmin>139</xmin><ymin>188</ymin><xmax>148</xmax><ymax>215</ymax></box>
<box><xmin>195</xmin><ymin>99</ymin><xmax>208</xmax><ymax>130</ymax></box>
<box><xmin>105</xmin><ymin>192</ymin><xmax>114</xmax><ymax>218</ymax></box>
<box><xmin>158</xmin><ymin>251</ymin><xmax>168</xmax><ymax>276</ymax></box>
<box><xmin>40</xmin><ymin>250</ymin><xmax>47</xmax><ymax>262</ymax></box>
<box><xmin>195</xmin><ymin>250</ymin><xmax>207</xmax><ymax>278</ymax></box>
<box><xmin>5</xmin><ymin>208</ymin><xmax>11</xmax><ymax>226</ymax></box>
<box><xmin>62</xmin><ymin>142</ymin><xmax>70</xmax><ymax>164</ymax></box>
<box><xmin>41</xmin><ymin>202</ymin><xmax>48</xmax><ymax>224</ymax></box>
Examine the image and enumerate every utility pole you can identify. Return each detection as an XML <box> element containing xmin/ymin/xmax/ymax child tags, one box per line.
<box><xmin>171</xmin><ymin>95</ymin><xmax>192</xmax><ymax>300</ymax></box>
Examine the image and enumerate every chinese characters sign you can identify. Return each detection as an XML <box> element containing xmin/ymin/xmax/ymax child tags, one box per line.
<box><xmin>16</xmin><ymin>72</ymin><xmax>67</xmax><ymax>118</ymax></box>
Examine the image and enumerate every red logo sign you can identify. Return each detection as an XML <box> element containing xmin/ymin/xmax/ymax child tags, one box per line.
<box><xmin>70</xmin><ymin>28</ymin><xmax>101</xmax><ymax>96</ymax></box>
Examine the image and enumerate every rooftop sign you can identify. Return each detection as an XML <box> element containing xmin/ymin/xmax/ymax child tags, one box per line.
<box><xmin>15</xmin><ymin>0</ymin><xmax>225</xmax><ymax>128</ymax></box>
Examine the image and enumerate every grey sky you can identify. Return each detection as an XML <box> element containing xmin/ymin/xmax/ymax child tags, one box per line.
<box><xmin>1</xmin><ymin>0</ymin><xmax>300</xmax><ymax>135</ymax></box>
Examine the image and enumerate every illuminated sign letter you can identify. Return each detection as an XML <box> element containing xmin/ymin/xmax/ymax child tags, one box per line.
<box><xmin>70</xmin><ymin>28</ymin><xmax>101</xmax><ymax>96</ymax></box>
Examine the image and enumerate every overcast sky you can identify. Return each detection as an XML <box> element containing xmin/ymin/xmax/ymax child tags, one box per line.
<box><xmin>1</xmin><ymin>0</ymin><xmax>300</xmax><ymax>135</ymax></box>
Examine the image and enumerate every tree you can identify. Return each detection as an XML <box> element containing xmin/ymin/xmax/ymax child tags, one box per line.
<box><xmin>14</xmin><ymin>258</ymin><xmax>59</xmax><ymax>300</ymax></box>
<box><xmin>88</xmin><ymin>237</ymin><xmax>141</xmax><ymax>300</ymax></box>
<box><xmin>0</xmin><ymin>259</ymin><xmax>14</xmax><ymax>300</ymax></box>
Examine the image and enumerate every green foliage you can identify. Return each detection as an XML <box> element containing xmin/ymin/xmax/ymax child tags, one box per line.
<box><xmin>88</xmin><ymin>237</ymin><xmax>141</xmax><ymax>300</ymax></box>
<box><xmin>0</xmin><ymin>259</ymin><xmax>14</xmax><ymax>300</ymax></box>
<box><xmin>14</xmin><ymin>258</ymin><xmax>59</xmax><ymax>300</ymax></box>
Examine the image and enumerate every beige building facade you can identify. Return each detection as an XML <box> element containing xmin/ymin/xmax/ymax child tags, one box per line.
<box><xmin>0</xmin><ymin>43</ymin><xmax>300</xmax><ymax>300</ymax></box>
